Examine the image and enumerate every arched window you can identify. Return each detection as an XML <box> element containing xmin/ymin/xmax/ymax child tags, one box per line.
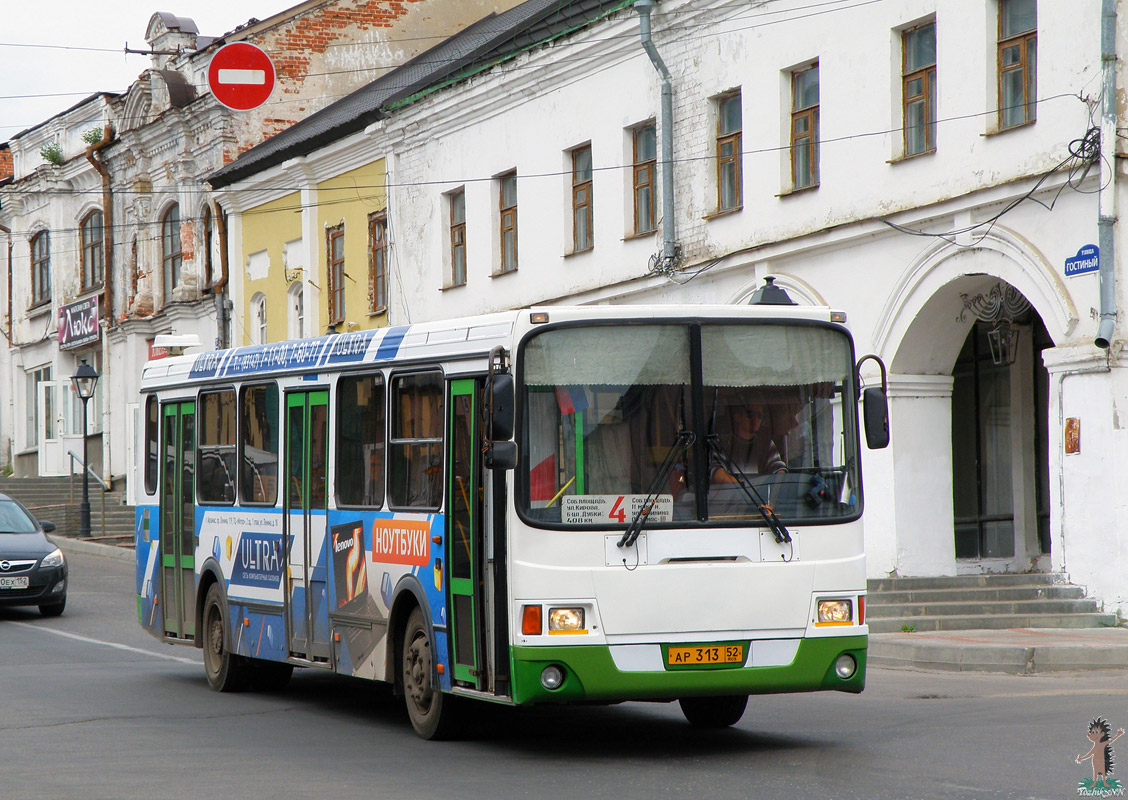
<box><xmin>30</xmin><ymin>231</ymin><xmax>50</xmax><ymax>306</ymax></box>
<box><xmin>80</xmin><ymin>210</ymin><xmax>104</xmax><ymax>290</ymax></box>
<box><xmin>161</xmin><ymin>204</ymin><xmax>182</xmax><ymax>298</ymax></box>
<box><xmin>251</xmin><ymin>293</ymin><xmax>267</xmax><ymax>345</ymax></box>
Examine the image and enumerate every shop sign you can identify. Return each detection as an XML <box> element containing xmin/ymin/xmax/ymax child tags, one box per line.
<box><xmin>58</xmin><ymin>296</ymin><xmax>99</xmax><ymax>350</ymax></box>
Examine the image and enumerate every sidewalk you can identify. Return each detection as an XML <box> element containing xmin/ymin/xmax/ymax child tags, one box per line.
<box><xmin>870</xmin><ymin>627</ymin><xmax>1128</xmax><ymax>674</ymax></box>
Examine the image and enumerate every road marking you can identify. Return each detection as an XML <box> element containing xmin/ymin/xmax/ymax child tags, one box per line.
<box><xmin>11</xmin><ymin>622</ymin><xmax>199</xmax><ymax>665</ymax></box>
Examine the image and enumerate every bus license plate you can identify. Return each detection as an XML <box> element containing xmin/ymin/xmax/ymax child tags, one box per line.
<box><xmin>667</xmin><ymin>644</ymin><xmax>745</xmax><ymax>667</ymax></box>
<box><xmin>0</xmin><ymin>576</ymin><xmax>29</xmax><ymax>590</ymax></box>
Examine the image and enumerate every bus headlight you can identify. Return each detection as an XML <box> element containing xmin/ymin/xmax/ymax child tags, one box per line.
<box><xmin>548</xmin><ymin>607</ymin><xmax>585</xmax><ymax>633</ymax></box>
<box><xmin>816</xmin><ymin>599</ymin><xmax>853</xmax><ymax>625</ymax></box>
<box><xmin>835</xmin><ymin>654</ymin><xmax>857</xmax><ymax>679</ymax></box>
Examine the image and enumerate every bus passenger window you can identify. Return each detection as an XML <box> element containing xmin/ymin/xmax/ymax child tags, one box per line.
<box><xmin>389</xmin><ymin>373</ymin><xmax>442</xmax><ymax>509</ymax></box>
<box><xmin>240</xmin><ymin>384</ymin><xmax>278</xmax><ymax>504</ymax></box>
<box><xmin>197</xmin><ymin>389</ymin><xmax>237</xmax><ymax>504</ymax></box>
<box><xmin>337</xmin><ymin>373</ymin><xmax>386</xmax><ymax>507</ymax></box>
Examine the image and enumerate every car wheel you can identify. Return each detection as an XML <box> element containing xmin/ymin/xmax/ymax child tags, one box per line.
<box><xmin>202</xmin><ymin>583</ymin><xmax>248</xmax><ymax>692</ymax></box>
<box><xmin>39</xmin><ymin>597</ymin><xmax>66</xmax><ymax>617</ymax></box>
<box><xmin>401</xmin><ymin>607</ymin><xmax>460</xmax><ymax>739</ymax></box>
<box><xmin>678</xmin><ymin>695</ymin><xmax>748</xmax><ymax>728</ymax></box>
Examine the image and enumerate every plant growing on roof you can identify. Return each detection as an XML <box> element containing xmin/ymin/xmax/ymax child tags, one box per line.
<box><xmin>81</xmin><ymin>128</ymin><xmax>104</xmax><ymax>146</ymax></box>
<box><xmin>40</xmin><ymin>141</ymin><xmax>64</xmax><ymax>165</ymax></box>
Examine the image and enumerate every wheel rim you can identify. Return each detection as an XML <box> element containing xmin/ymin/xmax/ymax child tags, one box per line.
<box><xmin>404</xmin><ymin>629</ymin><xmax>433</xmax><ymax>714</ymax></box>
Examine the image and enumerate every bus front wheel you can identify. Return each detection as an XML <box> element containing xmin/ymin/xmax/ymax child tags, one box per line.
<box><xmin>678</xmin><ymin>695</ymin><xmax>748</xmax><ymax>728</ymax></box>
<box><xmin>203</xmin><ymin>583</ymin><xmax>249</xmax><ymax>692</ymax></box>
<box><xmin>401</xmin><ymin>607</ymin><xmax>459</xmax><ymax>739</ymax></box>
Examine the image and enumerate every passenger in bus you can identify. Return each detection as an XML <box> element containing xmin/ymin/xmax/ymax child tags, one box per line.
<box><xmin>711</xmin><ymin>402</ymin><xmax>786</xmax><ymax>482</ymax></box>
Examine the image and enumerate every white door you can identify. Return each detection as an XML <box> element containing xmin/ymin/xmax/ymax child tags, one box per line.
<box><xmin>126</xmin><ymin>403</ymin><xmax>139</xmax><ymax>506</ymax></box>
<box><xmin>37</xmin><ymin>381</ymin><xmax>67</xmax><ymax>476</ymax></box>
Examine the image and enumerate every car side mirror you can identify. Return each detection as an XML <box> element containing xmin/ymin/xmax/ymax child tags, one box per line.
<box><xmin>488</xmin><ymin>373</ymin><xmax>514</xmax><ymax>442</ymax></box>
<box><xmin>485</xmin><ymin>441</ymin><xmax>517</xmax><ymax>471</ymax></box>
<box><xmin>41</xmin><ymin>520</ymin><xmax>56</xmax><ymax>533</ymax></box>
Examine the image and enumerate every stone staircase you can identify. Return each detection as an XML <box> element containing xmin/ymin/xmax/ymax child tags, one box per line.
<box><xmin>0</xmin><ymin>475</ymin><xmax>136</xmax><ymax>548</ymax></box>
<box><xmin>866</xmin><ymin>573</ymin><xmax>1116</xmax><ymax>633</ymax></box>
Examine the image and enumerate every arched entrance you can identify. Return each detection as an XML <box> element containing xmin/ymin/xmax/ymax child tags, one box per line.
<box><xmin>873</xmin><ymin>231</ymin><xmax>1077</xmax><ymax>577</ymax></box>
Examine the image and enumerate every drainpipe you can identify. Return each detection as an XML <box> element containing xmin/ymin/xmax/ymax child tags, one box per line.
<box><xmin>1095</xmin><ymin>0</ymin><xmax>1117</xmax><ymax>349</ymax></box>
<box><xmin>1</xmin><ymin>222</ymin><xmax>10</xmax><ymax>343</ymax></box>
<box><xmin>85</xmin><ymin>124</ymin><xmax>115</xmax><ymax>329</ymax></box>
<box><xmin>635</xmin><ymin>0</ymin><xmax>678</xmax><ymax>270</ymax></box>
<box><xmin>213</xmin><ymin>201</ymin><xmax>230</xmax><ymax>349</ymax></box>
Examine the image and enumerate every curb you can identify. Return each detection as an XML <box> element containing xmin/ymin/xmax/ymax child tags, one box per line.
<box><xmin>870</xmin><ymin>632</ymin><xmax>1128</xmax><ymax>674</ymax></box>
<box><xmin>54</xmin><ymin>535</ymin><xmax>135</xmax><ymax>563</ymax></box>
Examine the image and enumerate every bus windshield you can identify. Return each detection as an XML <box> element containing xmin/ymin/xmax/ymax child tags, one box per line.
<box><xmin>519</xmin><ymin>321</ymin><xmax>860</xmax><ymax>527</ymax></box>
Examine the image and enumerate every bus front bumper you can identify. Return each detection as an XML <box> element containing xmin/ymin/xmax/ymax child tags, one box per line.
<box><xmin>511</xmin><ymin>635</ymin><xmax>866</xmax><ymax>706</ymax></box>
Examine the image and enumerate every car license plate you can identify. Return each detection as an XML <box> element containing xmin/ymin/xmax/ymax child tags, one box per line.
<box><xmin>0</xmin><ymin>576</ymin><xmax>29</xmax><ymax>590</ymax></box>
<box><xmin>667</xmin><ymin>643</ymin><xmax>745</xmax><ymax>667</ymax></box>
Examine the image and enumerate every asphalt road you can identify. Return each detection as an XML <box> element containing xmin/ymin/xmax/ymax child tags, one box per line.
<box><xmin>1</xmin><ymin>548</ymin><xmax>1124</xmax><ymax>800</ymax></box>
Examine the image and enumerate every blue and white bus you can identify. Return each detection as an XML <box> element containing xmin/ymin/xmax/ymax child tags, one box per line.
<box><xmin>135</xmin><ymin>297</ymin><xmax>889</xmax><ymax>738</ymax></box>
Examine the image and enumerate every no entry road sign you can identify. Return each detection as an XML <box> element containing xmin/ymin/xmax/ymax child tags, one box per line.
<box><xmin>208</xmin><ymin>42</ymin><xmax>276</xmax><ymax>111</ymax></box>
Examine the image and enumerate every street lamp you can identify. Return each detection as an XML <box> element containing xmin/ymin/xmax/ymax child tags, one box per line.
<box><xmin>71</xmin><ymin>361</ymin><xmax>100</xmax><ymax>538</ymax></box>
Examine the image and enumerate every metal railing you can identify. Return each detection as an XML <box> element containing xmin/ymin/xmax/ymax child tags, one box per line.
<box><xmin>67</xmin><ymin>451</ymin><xmax>109</xmax><ymax>537</ymax></box>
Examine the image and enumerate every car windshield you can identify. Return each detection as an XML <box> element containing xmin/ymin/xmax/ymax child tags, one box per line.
<box><xmin>519</xmin><ymin>321</ymin><xmax>859</xmax><ymax>527</ymax></box>
<box><xmin>0</xmin><ymin>500</ymin><xmax>38</xmax><ymax>533</ymax></box>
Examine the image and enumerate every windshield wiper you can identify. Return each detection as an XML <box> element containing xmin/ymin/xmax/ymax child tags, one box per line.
<box><xmin>706</xmin><ymin>433</ymin><xmax>792</xmax><ymax>544</ymax></box>
<box><xmin>617</xmin><ymin>430</ymin><xmax>695</xmax><ymax>549</ymax></box>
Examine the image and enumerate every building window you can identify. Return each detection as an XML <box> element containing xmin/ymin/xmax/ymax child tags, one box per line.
<box><xmin>448</xmin><ymin>189</ymin><xmax>466</xmax><ymax>286</ymax></box>
<box><xmin>30</xmin><ymin>231</ymin><xmax>50</xmax><ymax>306</ymax></box>
<box><xmin>998</xmin><ymin>0</ymin><xmax>1037</xmax><ymax>129</ymax></box>
<box><xmin>903</xmin><ymin>23</ymin><xmax>937</xmax><ymax>156</ymax></box>
<box><xmin>26</xmin><ymin>365</ymin><xmax>52</xmax><ymax>449</ymax></box>
<box><xmin>716</xmin><ymin>93</ymin><xmax>742</xmax><ymax>211</ymax></box>
<box><xmin>633</xmin><ymin>124</ymin><xmax>657</xmax><ymax>234</ymax></box>
<box><xmin>202</xmin><ymin>206</ymin><xmax>214</xmax><ymax>289</ymax></box>
<box><xmin>369</xmin><ymin>212</ymin><xmax>387</xmax><ymax>312</ymax></box>
<box><xmin>791</xmin><ymin>64</ymin><xmax>820</xmax><ymax>189</ymax></box>
<box><xmin>251</xmin><ymin>293</ymin><xmax>267</xmax><ymax>345</ymax></box>
<box><xmin>498</xmin><ymin>171</ymin><xmax>518</xmax><ymax>273</ymax></box>
<box><xmin>289</xmin><ymin>282</ymin><xmax>305</xmax><ymax>340</ymax></box>
<box><xmin>571</xmin><ymin>145</ymin><xmax>593</xmax><ymax>252</ymax></box>
<box><xmin>161</xmin><ymin>204</ymin><xmax>182</xmax><ymax>298</ymax></box>
<box><xmin>327</xmin><ymin>224</ymin><xmax>345</xmax><ymax>325</ymax></box>
<box><xmin>80</xmin><ymin>210</ymin><xmax>104</xmax><ymax>290</ymax></box>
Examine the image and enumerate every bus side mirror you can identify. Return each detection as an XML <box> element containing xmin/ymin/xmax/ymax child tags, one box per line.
<box><xmin>485</xmin><ymin>441</ymin><xmax>517</xmax><ymax>470</ymax></box>
<box><xmin>862</xmin><ymin>387</ymin><xmax>890</xmax><ymax>450</ymax></box>
<box><xmin>488</xmin><ymin>373</ymin><xmax>514</xmax><ymax>442</ymax></box>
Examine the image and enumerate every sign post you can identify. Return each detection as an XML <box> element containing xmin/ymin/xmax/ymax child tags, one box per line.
<box><xmin>208</xmin><ymin>42</ymin><xmax>276</xmax><ymax>111</ymax></box>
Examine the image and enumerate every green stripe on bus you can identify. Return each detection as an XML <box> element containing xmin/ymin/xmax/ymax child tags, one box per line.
<box><xmin>509</xmin><ymin>636</ymin><xmax>867</xmax><ymax>706</ymax></box>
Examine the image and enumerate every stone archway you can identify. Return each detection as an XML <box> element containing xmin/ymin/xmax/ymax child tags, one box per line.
<box><xmin>871</xmin><ymin>228</ymin><xmax>1075</xmax><ymax>577</ymax></box>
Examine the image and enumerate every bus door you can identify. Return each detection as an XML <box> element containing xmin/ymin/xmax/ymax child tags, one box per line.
<box><xmin>284</xmin><ymin>390</ymin><xmax>331</xmax><ymax>662</ymax></box>
<box><xmin>159</xmin><ymin>401</ymin><xmax>195</xmax><ymax>640</ymax></box>
<box><xmin>448</xmin><ymin>379</ymin><xmax>488</xmax><ymax>690</ymax></box>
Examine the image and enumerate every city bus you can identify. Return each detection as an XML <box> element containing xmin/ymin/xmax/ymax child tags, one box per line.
<box><xmin>134</xmin><ymin>298</ymin><xmax>889</xmax><ymax>738</ymax></box>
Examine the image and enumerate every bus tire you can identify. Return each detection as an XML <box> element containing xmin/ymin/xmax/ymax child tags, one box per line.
<box><xmin>678</xmin><ymin>695</ymin><xmax>748</xmax><ymax>728</ymax></box>
<box><xmin>202</xmin><ymin>583</ymin><xmax>249</xmax><ymax>692</ymax></box>
<box><xmin>402</xmin><ymin>607</ymin><xmax>459</xmax><ymax>739</ymax></box>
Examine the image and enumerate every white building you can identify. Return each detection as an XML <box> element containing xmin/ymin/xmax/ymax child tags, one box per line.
<box><xmin>368</xmin><ymin>0</ymin><xmax>1124</xmax><ymax>612</ymax></box>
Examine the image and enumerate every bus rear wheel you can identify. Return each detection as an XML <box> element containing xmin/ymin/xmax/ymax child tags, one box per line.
<box><xmin>401</xmin><ymin>607</ymin><xmax>459</xmax><ymax>739</ymax></box>
<box><xmin>203</xmin><ymin>584</ymin><xmax>249</xmax><ymax>692</ymax></box>
<box><xmin>678</xmin><ymin>695</ymin><xmax>748</xmax><ymax>728</ymax></box>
